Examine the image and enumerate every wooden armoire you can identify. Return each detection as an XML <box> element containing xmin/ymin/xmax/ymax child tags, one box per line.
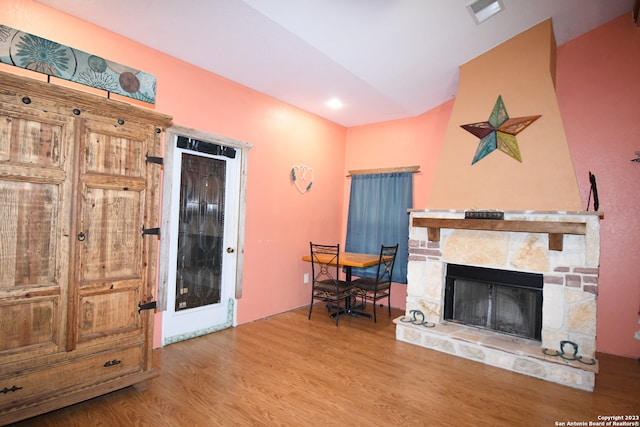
<box><xmin>0</xmin><ymin>71</ymin><xmax>172</xmax><ymax>424</ymax></box>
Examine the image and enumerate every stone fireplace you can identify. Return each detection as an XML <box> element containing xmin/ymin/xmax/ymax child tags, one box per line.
<box><xmin>395</xmin><ymin>209</ymin><xmax>601</xmax><ymax>391</ymax></box>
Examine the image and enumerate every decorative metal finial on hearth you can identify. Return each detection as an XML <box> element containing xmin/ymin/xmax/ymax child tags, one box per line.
<box><xmin>542</xmin><ymin>340</ymin><xmax>596</xmax><ymax>365</ymax></box>
<box><xmin>400</xmin><ymin>310</ymin><xmax>435</xmax><ymax>328</ymax></box>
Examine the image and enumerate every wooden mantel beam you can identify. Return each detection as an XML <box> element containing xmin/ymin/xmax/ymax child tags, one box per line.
<box><xmin>412</xmin><ymin>218</ymin><xmax>587</xmax><ymax>251</ymax></box>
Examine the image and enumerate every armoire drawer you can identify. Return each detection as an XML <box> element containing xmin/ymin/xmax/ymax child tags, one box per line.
<box><xmin>0</xmin><ymin>344</ymin><xmax>144</xmax><ymax>409</ymax></box>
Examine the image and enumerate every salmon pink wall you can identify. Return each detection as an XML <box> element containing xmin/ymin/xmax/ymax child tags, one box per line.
<box><xmin>556</xmin><ymin>13</ymin><xmax>640</xmax><ymax>358</ymax></box>
<box><xmin>342</xmin><ymin>102</ymin><xmax>453</xmax><ymax>309</ymax></box>
<box><xmin>3</xmin><ymin>0</ymin><xmax>347</xmax><ymax>347</ymax></box>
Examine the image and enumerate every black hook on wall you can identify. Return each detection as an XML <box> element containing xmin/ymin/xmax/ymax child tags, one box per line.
<box><xmin>587</xmin><ymin>171</ymin><xmax>599</xmax><ymax>211</ymax></box>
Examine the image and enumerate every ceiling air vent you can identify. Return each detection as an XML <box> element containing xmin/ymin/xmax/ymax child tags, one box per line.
<box><xmin>467</xmin><ymin>0</ymin><xmax>505</xmax><ymax>25</ymax></box>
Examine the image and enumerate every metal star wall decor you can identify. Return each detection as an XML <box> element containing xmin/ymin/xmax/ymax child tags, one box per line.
<box><xmin>461</xmin><ymin>95</ymin><xmax>541</xmax><ymax>164</ymax></box>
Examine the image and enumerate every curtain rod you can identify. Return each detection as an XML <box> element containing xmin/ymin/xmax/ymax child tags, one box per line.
<box><xmin>347</xmin><ymin>165</ymin><xmax>420</xmax><ymax>177</ymax></box>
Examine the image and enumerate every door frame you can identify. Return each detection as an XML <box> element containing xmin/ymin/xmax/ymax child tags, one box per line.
<box><xmin>158</xmin><ymin>125</ymin><xmax>252</xmax><ymax>342</ymax></box>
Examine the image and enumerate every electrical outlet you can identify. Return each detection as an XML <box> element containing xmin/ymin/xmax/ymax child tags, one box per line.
<box><xmin>303</xmin><ymin>273</ymin><xmax>309</xmax><ymax>283</ymax></box>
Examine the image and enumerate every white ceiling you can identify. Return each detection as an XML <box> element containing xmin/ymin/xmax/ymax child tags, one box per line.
<box><xmin>36</xmin><ymin>0</ymin><xmax>631</xmax><ymax>127</ymax></box>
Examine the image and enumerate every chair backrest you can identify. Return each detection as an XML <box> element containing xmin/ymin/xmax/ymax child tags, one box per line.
<box><xmin>375</xmin><ymin>244</ymin><xmax>399</xmax><ymax>285</ymax></box>
<box><xmin>310</xmin><ymin>242</ymin><xmax>341</xmax><ymax>284</ymax></box>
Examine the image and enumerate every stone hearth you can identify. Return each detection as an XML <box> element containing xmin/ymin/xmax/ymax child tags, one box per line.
<box><xmin>395</xmin><ymin>209</ymin><xmax>601</xmax><ymax>391</ymax></box>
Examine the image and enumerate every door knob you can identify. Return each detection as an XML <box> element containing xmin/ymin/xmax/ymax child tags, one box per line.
<box><xmin>226</xmin><ymin>247</ymin><xmax>234</xmax><ymax>253</ymax></box>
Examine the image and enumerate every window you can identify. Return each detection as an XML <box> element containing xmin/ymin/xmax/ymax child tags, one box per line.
<box><xmin>345</xmin><ymin>172</ymin><xmax>412</xmax><ymax>283</ymax></box>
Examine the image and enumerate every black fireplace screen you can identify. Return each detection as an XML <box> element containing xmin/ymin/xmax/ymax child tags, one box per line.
<box><xmin>444</xmin><ymin>264</ymin><xmax>543</xmax><ymax>340</ymax></box>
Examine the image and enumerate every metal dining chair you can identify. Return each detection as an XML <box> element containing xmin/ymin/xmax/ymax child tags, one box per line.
<box><xmin>308</xmin><ymin>242</ymin><xmax>354</xmax><ymax>326</ymax></box>
<box><xmin>351</xmin><ymin>244</ymin><xmax>398</xmax><ymax>322</ymax></box>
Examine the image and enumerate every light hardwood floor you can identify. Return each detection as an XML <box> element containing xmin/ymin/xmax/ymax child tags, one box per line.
<box><xmin>9</xmin><ymin>305</ymin><xmax>640</xmax><ymax>426</ymax></box>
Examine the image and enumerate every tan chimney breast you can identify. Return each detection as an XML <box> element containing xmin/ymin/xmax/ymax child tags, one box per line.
<box><xmin>427</xmin><ymin>19</ymin><xmax>583</xmax><ymax>211</ymax></box>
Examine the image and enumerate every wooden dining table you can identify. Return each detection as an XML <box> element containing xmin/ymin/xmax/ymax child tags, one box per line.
<box><xmin>301</xmin><ymin>251</ymin><xmax>391</xmax><ymax>319</ymax></box>
<box><xmin>301</xmin><ymin>251</ymin><xmax>388</xmax><ymax>281</ymax></box>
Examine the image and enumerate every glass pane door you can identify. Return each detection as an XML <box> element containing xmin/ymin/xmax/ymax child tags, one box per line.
<box><xmin>161</xmin><ymin>133</ymin><xmax>240</xmax><ymax>345</ymax></box>
<box><xmin>176</xmin><ymin>154</ymin><xmax>225</xmax><ymax>311</ymax></box>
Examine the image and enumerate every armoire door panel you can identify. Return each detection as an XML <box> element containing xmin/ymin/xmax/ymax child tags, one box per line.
<box><xmin>71</xmin><ymin>118</ymin><xmax>153</xmax><ymax>348</ymax></box>
<box><xmin>0</xmin><ymin>181</ymin><xmax>60</xmax><ymax>288</ymax></box>
<box><xmin>76</xmin><ymin>287</ymin><xmax>141</xmax><ymax>342</ymax></box>
<box><xmin>0</xmin><ymin>103</ymin><xmax>73</xmax><ymax>363</ymax></box>
<box><xmin>79</xmin><ymin>187</ymin><xmax>143</xmax><ymax>282</ymax></box>
<box><xmin>0</xmin><ymin>295</ymin><xmax>60</xmax><ymax>352</ymax></box>
<box><xmin>82</xmin><ymin>123</ymin><xmax>149</xmax><ymax>178</ymax></box>
<box><xmin>0</xmin><ymin>110</ymin><xmax>66</xmax><ymax>167</ymax></box>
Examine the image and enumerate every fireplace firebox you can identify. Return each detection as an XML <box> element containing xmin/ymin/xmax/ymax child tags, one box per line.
<box><xmin>444</xmin><ymin>264</ymin><xmax>543</xmax><ymax>340</ymax></box>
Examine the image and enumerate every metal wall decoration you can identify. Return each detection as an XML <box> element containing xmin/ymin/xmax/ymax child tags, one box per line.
<box><xmin>461</xmin><ymin>95</ymin><xmax>541</xmax><ymax>164</ymax></box>
<box><xmin>587</xmin><ymin>171</ymin><xmax>599</xmax><ymax>211</ymax></box>
<box><xmin>0</xmin><ymin>24</ymin><xmax>157</xmax><ymax>104</ymax></box>
<box><xmin>291</xmin><ymin>164</ymin><xmax>314</xmax><ymax>194</ymax></box>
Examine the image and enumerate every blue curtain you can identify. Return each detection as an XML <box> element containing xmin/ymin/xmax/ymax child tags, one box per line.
<box><xmin>345</xmin><ymin>172</ymin><xmax>412</xmax><ymax>283</ymax></box>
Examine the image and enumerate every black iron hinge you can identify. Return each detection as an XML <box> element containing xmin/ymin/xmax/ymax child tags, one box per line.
<box><xmin>138</xmin><ymin>301</ymin><xmax>157</xmax><ymax>313</ymax></box>
<box><xmin>145</xmin><ymin>153</ymin><xmax>163</xmax><ymax>165</ymax></box>
<box><xmin>141</xmin><ymin>227</ymin><xmax>160</xmax><ymax>237</ymax></box>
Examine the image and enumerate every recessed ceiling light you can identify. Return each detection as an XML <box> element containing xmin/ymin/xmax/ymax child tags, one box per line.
<box><xmin>467</xmin><ymin>0</ymin><xmax>504</xmax><ymax>25</ymax></box>
<box><xmin>327</xmin><ymin>98</ymin><xmax>343</xmax><ymax>109</ymax></box>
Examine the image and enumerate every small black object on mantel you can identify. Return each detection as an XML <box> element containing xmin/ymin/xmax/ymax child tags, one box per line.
<box><xmin>464</xmin><ymin>211</ymin><xmax>505</xmax><ymax>220</ymax></box>
<box><xmin>587</xmin><ymin>171</ymin><xmax>599</xmax><ymax>211</ymax></box>
<box><xmin>632</xmin><ymin>151</ymin><xmax>640</xmax><ymax>162</ymax></box>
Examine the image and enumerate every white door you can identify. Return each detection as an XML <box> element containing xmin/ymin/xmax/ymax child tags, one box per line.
<box><xmin>160</xmin><ymin>131</ymin><xmax>242</xmax><ymax>345</ymax></box>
